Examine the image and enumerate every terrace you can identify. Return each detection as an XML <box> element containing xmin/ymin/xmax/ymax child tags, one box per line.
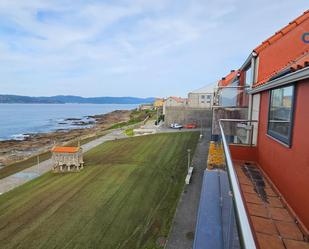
<box><xmin>194</xmin><ymin>119</ymin><xmax>309</xmax><ymax>249</ymax></box>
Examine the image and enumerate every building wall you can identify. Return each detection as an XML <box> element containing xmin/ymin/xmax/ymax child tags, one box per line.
<box><xmin>164</xmin><ymin>106</ymin><xmax>212</xmax><ymax>128</ymax></box>
<box><xmin>256</xmin><ymin>79</ymin><xmax>309</xmax><ymax>230</ymax></box>
<box><xmin>188</xmin><ymin>93</ymin><xmax>213</xmax><ymax>108</ymax></box>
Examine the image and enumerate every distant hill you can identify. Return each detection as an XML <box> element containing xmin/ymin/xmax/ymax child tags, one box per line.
<box><xmin>0</xmin><ymin>95</ymin><xmax>155</xmax><ymax>104</ymax></box>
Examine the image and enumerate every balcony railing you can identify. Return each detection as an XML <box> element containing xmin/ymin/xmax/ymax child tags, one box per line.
<box><xmin>219</xmin><ymin>119</ymin><xmax>258</xmax><ymax>249</ymax></box>
<box><xmin>213</xmin><ymin>86</ymin><xmax>249</xmax><ymax>108</ymax></box>
<box><xmin>219</xmin><ymin>119</ymin><xmax>258</xmax><ymax>146</ymax></box>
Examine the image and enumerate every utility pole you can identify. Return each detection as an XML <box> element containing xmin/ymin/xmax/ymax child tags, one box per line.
<box><xmin>200</xmin><ymin>119</ymin><xmax>203</xmax><ymax>139</ymax></box>
<box><xmin>187</xmin><ymin>149</ymin><xmax>191</xmax><ymax>172</ymax></box>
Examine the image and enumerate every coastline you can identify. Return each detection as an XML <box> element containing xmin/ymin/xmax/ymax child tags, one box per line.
<box><xmin>0</xmin><ymin>109</ymin><xmax>133</xmax><ymax>167</ymax></box>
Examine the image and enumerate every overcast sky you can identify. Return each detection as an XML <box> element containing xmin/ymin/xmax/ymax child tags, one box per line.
<box><xmin>0</xmin><ymin>1</ymin><xmax>308</xmax><ymax>98</ymax></box>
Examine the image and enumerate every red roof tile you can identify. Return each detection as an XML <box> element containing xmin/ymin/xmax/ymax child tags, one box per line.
<box><xmin>51</xmin><ymin>146</ymin><xmax>80</xmax><ymax>153</ymax></box>
<box><xmin>289</xmin><ymin>52</ymin><xmax>309</xmax><ymax>71</ymax></box>
<box><xmin>218</xmin><ymin>70</ymin><xmax>239</xmax><ymax>87</ymax></box>
<box><xmin>254</xmin><ymin>51</ymin><xmax>309</xmax><ymax>88</ymax></box>
<box><xmin>254</xmin><ymin>10</ymin><xmax>309</xmax><ymax>54</ymax></box>
<box><xmin>253</xmin><ymin>10</ymin><xmax>309</xmax><ymax>88</ymax></box>
<box><xmin>169</xmin><ymin>96</ymin><xmax>187</xmax><ymax>103</ymax></box>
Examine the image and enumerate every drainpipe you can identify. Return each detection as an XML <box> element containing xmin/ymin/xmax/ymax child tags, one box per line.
<box><xmin>248</xmin><ymin>51</ymin><xmax>258</xmax><ymax>121</ymax></box>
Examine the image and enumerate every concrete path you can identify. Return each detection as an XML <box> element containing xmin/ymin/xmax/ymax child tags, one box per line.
<box><xmin>165</xmin><ymin>129</ymin><xmax>211</xmax><ymax>249</ymax></box>
<box><xmin>0</xmin><ymin>129</ymin><xmax>127</xmax><ymax>194</ymax></box>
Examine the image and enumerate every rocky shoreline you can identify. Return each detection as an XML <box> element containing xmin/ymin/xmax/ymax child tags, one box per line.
<box><xmin>0</xmin><ymin>109</ymin><xmax>132</xmax><ymax>167</ymax></box>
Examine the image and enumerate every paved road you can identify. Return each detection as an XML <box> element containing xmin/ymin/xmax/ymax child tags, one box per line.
<box><xmin>0</xmin><ymin>129</ymin><xmax>127</xmax><ymax>194</ymax></box>
<box><xmin>165</xmin><ymin>128</ymin><xmax>211</xmax><ymax>249</ymax></box>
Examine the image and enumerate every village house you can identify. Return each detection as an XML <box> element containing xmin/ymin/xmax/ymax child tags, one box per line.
<box><xmin>194</xmin><ymin>10</ymin><xmax>309</xmax><ymax>249</ymax></box>
<box><xmin>163</xmin><ymin>96</ymin><xmax>187</xmax><ymax>115</ymax></box>
<box><xmin>153</xmin><ymin>98</ymin><xmax>165</xmax><ymax>109</ymax></box>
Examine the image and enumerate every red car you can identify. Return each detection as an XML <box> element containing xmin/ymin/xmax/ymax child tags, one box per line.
<box><xmin>184</xmin><ymin>123</ymin><xmax>197</xmax><ymax>129</ymax></box>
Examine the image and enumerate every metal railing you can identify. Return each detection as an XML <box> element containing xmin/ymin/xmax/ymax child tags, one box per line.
<box><xmin>219</xmin><ymin>119</ymin><xmax>257</xmax><ymax>249</ymax></box>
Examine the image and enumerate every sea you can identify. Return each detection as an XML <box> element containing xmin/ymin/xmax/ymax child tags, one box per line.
<box><xmin>0</xmin><ymin>103</ymin><xmax>137</xmax><ymax>141</ymax></box>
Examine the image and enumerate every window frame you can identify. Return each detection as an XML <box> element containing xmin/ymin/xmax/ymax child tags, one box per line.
<box><xmin>267</xmin><ymin>84</ymin><xmax>296</xmax><ymax>147</ymax></box>
<box><xmin>244</xmin><ymin>63</ymin><xmax>252</xmax><ymax>86</ymax></box>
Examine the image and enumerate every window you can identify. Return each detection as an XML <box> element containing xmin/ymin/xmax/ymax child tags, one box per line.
<box><xmin>207</xmin><ymin>95</ymin><xmax>211</xmax><ymax>100</ymax></box>
<box><xmin>201</xmin><ymin>95</ymin><xmax>205</xmax><ymax>99</ymax></box>
<box><xmin>268</xmin><ymin>85</ymin><xmax>295</xmax><ymax>146</ymax></box>
<box><xmin>244</xmin><ymin>64</ymin><xmax>252</xmax><ymax>85</ymax></box>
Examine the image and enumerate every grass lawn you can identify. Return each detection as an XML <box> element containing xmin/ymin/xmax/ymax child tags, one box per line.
<box><xmin>0</xmin><ymin>132</ymin><xmax>199</xmax><ymax>249</ymax></box>
<box><xmin>0</xmin><ymin>130</ymin><xmax>111</xmax><ymax>180</ymax></box>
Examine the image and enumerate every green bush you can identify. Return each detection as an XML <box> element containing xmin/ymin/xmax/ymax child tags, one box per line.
<box><xmin>124</xmin><ymin>128</ymin><xmax>134</xmax><ymax>136</ymax></box>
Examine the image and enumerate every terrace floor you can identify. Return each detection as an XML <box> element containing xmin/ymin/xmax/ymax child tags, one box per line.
<box><xmin>234</xmin><ymin>161</ymin><xmax>309</xmax><ymax>249</ymax></box>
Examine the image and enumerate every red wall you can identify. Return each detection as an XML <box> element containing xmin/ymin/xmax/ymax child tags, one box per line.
<box><xmin>256</xmin><ymin>79</ymin><xmax>309</xmax><ymax>230</ymax></box>
<box><xmin>230</xmin><ymin>145</ymin><xmax>258</xmax><ymax>162</ymax></box>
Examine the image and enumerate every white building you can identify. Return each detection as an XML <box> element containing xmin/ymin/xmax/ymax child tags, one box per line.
<box><xmin>187</xmin><ymin>83</ymin><xmax>217</xmax><ymax>108</ymax></box>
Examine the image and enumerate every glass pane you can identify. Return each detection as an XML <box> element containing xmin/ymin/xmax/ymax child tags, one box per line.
<box><xmin>245</xmin><ymin>66</ymin><xmax>252</xmax><ymax>85</ymax></box>
<box><xmin>219</xmin><ymin>87</ymin><xmax>249</xmax><ymax>107</ymax></box>
<box><xmin>268</xmin><ymin>86</ymin><xmax>293</xmax><ymax>138</ymax></box>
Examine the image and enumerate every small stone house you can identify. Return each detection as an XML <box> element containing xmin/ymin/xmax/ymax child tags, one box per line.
<box><xmin>51</xmin><ymin>146</ymin><xmax>84</xmax><ymax>172</ymax></box>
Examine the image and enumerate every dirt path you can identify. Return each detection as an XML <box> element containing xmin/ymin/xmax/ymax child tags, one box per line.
<box><xmin>0</xmin><ymin>129</ymin><xmax>127</xmax><ymax>194</ymax></box>
<box><xmin>165</xmin><ymin>128</ymin><xmax>211</xmax><ymax>249</ymax></box>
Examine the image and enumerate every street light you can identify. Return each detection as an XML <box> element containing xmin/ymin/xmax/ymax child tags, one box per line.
<box><xmin>37</xmin><ymin>155</ymin><xmax>40</xmax><ymax>173</ymax></box>
<box><xmin>187</xmin><ymin>149</ymin><xmax>191</xmax><ymax>171</ymax></box>
<box><xmin>199</xmin><ymin>119</ymin><xmax>204</xmax><ymax>139</ymax></box>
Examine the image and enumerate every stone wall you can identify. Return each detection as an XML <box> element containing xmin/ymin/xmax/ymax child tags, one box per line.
<box><xmin>164</xmin><ymin>106</ymin><xmax>212</xmax><ymax>128</ymax></box>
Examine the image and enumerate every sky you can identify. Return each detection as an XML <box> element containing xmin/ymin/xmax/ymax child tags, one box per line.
<box><xmin>0</xmin><ymin>1</ymin><xmax>308</xmax><ymax>98</ymax></box>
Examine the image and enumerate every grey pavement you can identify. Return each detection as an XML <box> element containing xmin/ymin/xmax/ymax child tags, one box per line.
<box><xmin>0</xmin><ymin>129</ymin><xmax>127</xmax><ymax>194</ymax></box>
<box><xmin>165</xmin><ymin>128</ymin><xmax>211</xmax><ymax>249</ymax></box>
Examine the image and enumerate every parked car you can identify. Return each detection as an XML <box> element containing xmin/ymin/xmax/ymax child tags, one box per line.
<box><xmin>184</xmin><ymin>123</ymin><xmax>197</xmax><ymax>129</ymax></box>
<box><xmin>170</xmin><ymin>123</ymin><xmax>183</xmax><ymax>129</ymax></box>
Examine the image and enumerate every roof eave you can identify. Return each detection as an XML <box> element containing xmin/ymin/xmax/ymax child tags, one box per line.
<box><xmin>248</xmin><ymin>67</ymin><xmax>309</xmax><ymax>94</ymax></box>
<box><xmin>239</xmin><ymin>52</ymin><xmax>257</xmax><ymax>71</ymax></box>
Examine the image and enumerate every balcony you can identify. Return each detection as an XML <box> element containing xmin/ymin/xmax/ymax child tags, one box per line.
<box><xmin>221</xmin><ymin>119</ymin><xmax>308</xmax><ymax>249</ymax></box>
<box><xmin>213</xmin><ymin>86</ymin><xmax>249</xmax><ymax>108</ymax></box>
<box><xmin>193</xmin><ymin>119</ymin><xmax>309</xmax><ymax>249</ymax></box>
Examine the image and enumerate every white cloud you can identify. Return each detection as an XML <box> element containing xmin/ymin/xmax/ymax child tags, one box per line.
<box><xmin>0</xmin><ymin>0</ymin><xmax>307</xmax><ymax>97</ymax></box>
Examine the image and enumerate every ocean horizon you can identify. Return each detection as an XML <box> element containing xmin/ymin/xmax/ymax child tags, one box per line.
<box><xmin>0</xmin><ymin>103</ymin><xmax>137</xmax><ymax>141</ymax></box>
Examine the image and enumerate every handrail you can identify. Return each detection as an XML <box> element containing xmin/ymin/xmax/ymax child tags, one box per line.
<box><xmin>219</xmin><ymin>119</ymin><xmax>258</xmax><ymax>123</ymax></box>
<box><xmin>219</xmin><ymin>119</ymin><xmax>257</xmax><ymax>249</ymax></box>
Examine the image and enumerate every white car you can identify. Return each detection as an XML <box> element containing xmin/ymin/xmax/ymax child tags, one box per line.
<box><xmin>170</xmin><ymin>123</ymin><xmax>183</xmax><ymax>129</ymax></box>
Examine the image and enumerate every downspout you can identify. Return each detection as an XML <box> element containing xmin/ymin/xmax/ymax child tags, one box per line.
<box><xmin>248</xmin><ymin>51</ymin><xmax>258</xmax><ymax>121</ymax></box>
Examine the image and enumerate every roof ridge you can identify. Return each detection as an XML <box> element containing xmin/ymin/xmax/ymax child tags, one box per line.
<box><xmin>254</xmin><ymin>10</ymin><xmax>309</xmax><ymax>53</ymax></box>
